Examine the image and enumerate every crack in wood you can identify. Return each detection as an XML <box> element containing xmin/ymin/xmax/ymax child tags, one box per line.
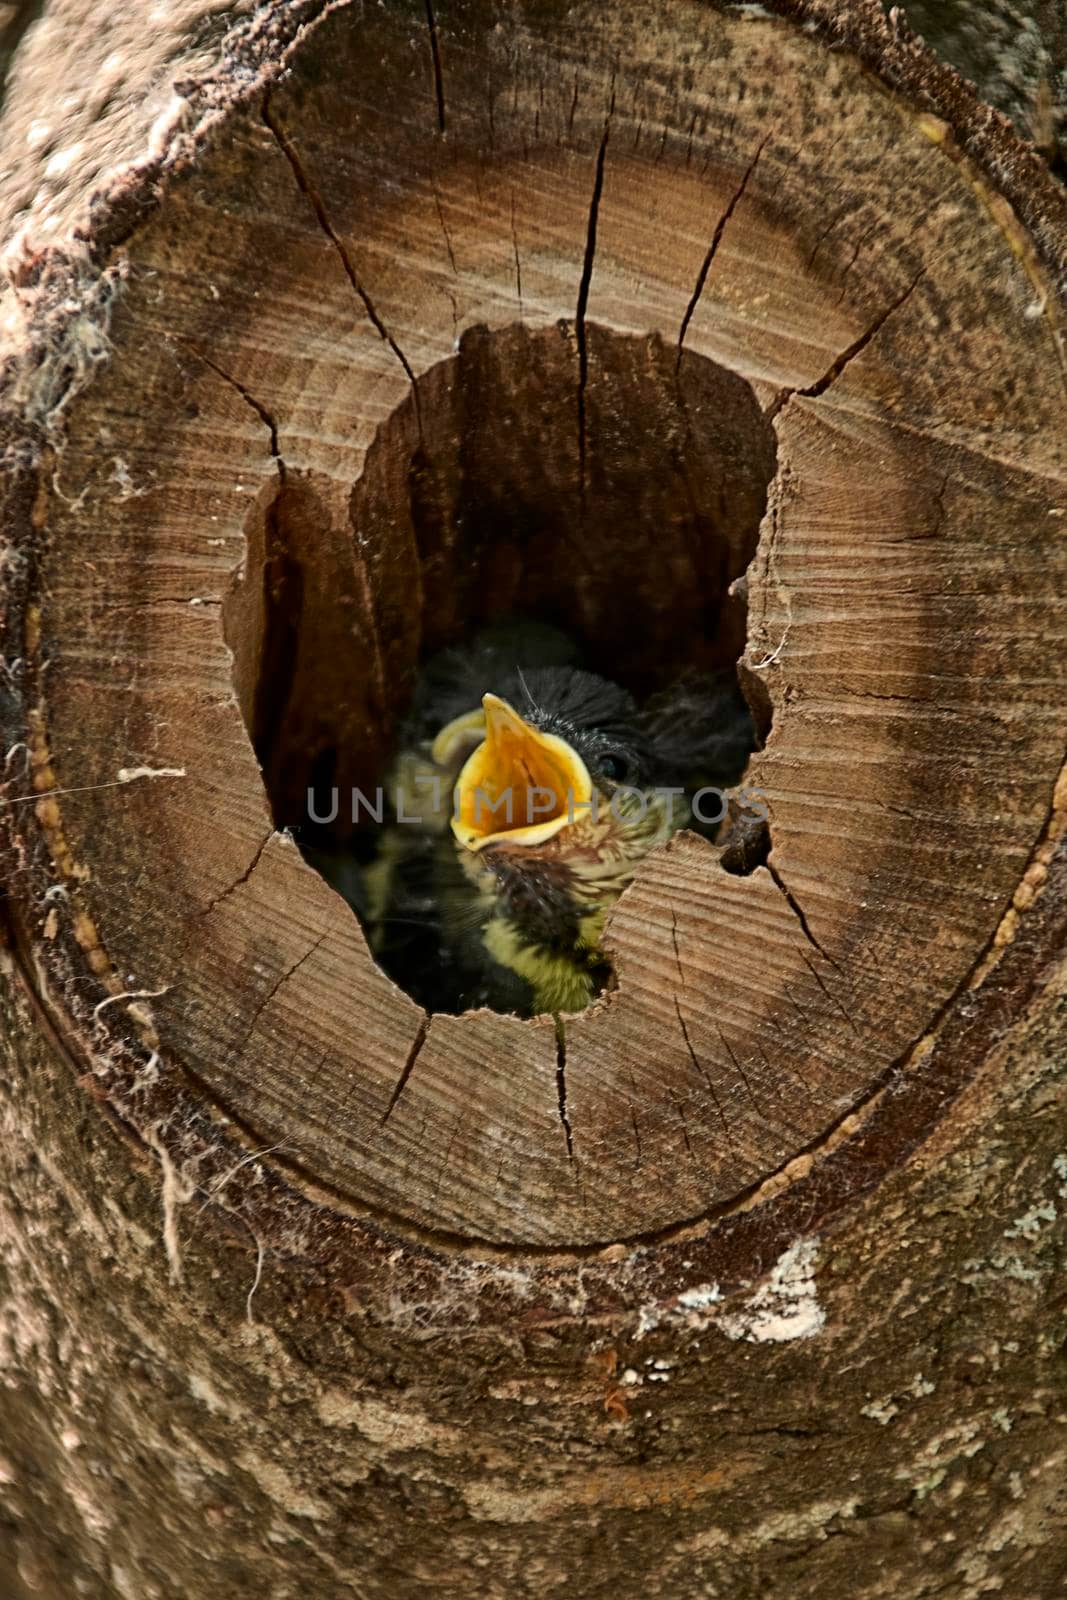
<box><xmin>799</xmin><ymin>948</ymin><xmax>863</xmax><ymax>1042</ymax></box>
<box><xmin>750</xmin><ymin>1038</ymin><xmax>795</xmax><ymax>1128</ymax></box>
<box><xmin>240</xmin><ymin>930</ymin><xmax>329</xmax><ymax>1053</ymax></box>
<box><xmin>676</xmin><ymin>131</ymin><xmax>771</xmax><ymax>366</ymax></box>
<box><xmin>262</xmin><ymin>91</ymin><xmax>421</xmax><ymax>421</ymax></box>
<box><xmin>714</xmin><ymin>1020</ymin><xmax>767</xmax><ymax>1121</ymax></box>
<box><xmin>769</xmin><ymin>999</ymin><xmax>816</xmax><ymax>1091</ymax></box>
<box><xmin>380</xmin><ymin>1016</ymin><xmax>430</xmax><ymax>1126</ymax></box>
<box><xmin>806</xmin><ymin>197</ymin><xmax>851</xmax><ymax>269</ymax></box>
<box><xmin>430</xmin><ymin>1111</ymin><xmax>461</xmax><ymax>1206</ymax></box>
<box><xmin>199</xmin><ymin>829</ymin><xmax>275</xmax><ymax>919</ymax></box>
<box><xmin>183</xmin><ymin>346</ymin><xmax>282</xmax><ymax>467</ymax></box>
<box><xmin>669</xmin><ymin>908</ymin><xmax>685</xmax><ymax>989</ymax></box>
<box><xmin>485</xmin><ymin>58</ymin><xmax>496</xmax><ymax>150</ymax></box>
<box><xmin>684</xmin><ymin>109</ymin><xmax>699</xmax><ymax>169</ymax></box>
<box><xmin>431</xmin><ymin>177</ymin><xmax>457</xmax><ymax>274</ymax></box>
<box><xmin>836</xmin><ymin>689</ymin><xmax>956</xmax><ymax>709</ymax></box>
<box><xmin>574</xmin><ymin>89</ymin><xmax>614</xmax><ymax>500</ymax></box>
<box><xmin>898</xmin><ymin>469</ymin><xmax>950</xmax><ymax>543</ymax></box>
<box><xmin>673</xmin><ymin>995</ymin><xmax>733</xmax><ymax>1145</ymax></box>
<box><xmin>765</xmin><ymin>270</ymin><xmax>925</xmax><ymax>420</ymax></box>
<box><xmin>553</xmin><ymin>1013</ymin><xmax>574</xmax><ymax>1159</ymax></box>
<box><xmin>444</xmin><ymin>284</ymin><xmax>459</xmax><ymax>344</ymax></box>
<box><xmin>832</xmin><ymin>216</ymin><xmax>884</xmax><ymax>304</ymax></box>
<box><xmin>667</xmin><ymin>1087</ymin><xmax>695</xmax><ymax>1161</ymax></box>
<box><xmin>423</xmin><ymin>0</ymin><xmax>446</xmax><ymax>134</ymax></box>
<box><xmin>766</xmin><ymin>861</ymin><xmax>842</xmax><ymax>975</ymax></box>
<box><xmin>510</xmin><ymin>191</ymin><xmax>523</xmax><ymax>315</ymax></box>
<box><xmin>628</xmin><ymin>1087</ymin><xmax>643</xmax><ymax>1170</ymax></box>
<box><xmin>567</xmin><ymin>70</ymin><xmax>580</xmax><ymax>138</ymax></box>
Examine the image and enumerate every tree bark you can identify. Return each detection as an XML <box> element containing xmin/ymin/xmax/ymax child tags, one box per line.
<box><xmin>895</xmin><ymin>0</ymin><xmax>1066</xmax><ymax>171</ymax></box>
<box><xmin>1</xmin><ymin>2</ymin><xmax>1066</xmax><ymax>1596</ymax></box>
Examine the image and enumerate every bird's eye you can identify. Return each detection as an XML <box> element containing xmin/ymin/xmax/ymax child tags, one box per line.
<box><xmin>598</xmin><ymin>752</ymin><xmax>631</xmax><ymax>784</ymax></box>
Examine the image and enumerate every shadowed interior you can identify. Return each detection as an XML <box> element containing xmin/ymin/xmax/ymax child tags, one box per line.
<box><xmin>224</xmin><ymin>321</ymin><xmax>778</xmax><ymax>857</ymax></box>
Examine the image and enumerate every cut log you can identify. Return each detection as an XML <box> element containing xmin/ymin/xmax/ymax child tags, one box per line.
<box><xmin>1</xmin><ymin>3</ymin><xmax>1065</xmax><ymax>1596</ymax></box>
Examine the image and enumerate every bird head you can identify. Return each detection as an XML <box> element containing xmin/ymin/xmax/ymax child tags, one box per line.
<box><xmin>430</xmin><ymin>663</ymin><xmax>751</xmax><ymax>941</ymax></box>
<box><xmin>445</xmin><ymin>691</ymin><xmax>614</xmax><ymax>853</ymax></box>
<box><xmin>371</xmin><ymin>628</ymin><xmax>758</xmax><ymax>1015</ymax></box>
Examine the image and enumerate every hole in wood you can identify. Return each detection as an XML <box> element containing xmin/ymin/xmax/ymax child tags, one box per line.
<box><xmin>224</xmin><ymin>322</ymin><xmax>777</xmax><ymax>1016</ymax></box>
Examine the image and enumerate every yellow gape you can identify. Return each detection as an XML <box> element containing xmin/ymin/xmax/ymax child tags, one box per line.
<box><xmin>450</xmin><ymin>694</ymin><xmax>593</xmax><ymax>852</ymax></box>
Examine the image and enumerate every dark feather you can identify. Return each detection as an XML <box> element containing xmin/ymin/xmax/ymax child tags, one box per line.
<box><xmin>636</xmin><ymin>670</ymin><xmax>755</xmax><ymax>790</ymax></box>
<box><xmin>401</xmin><ymin>620</ymin><xmax>582</xmax><ymax>745</ymax></box>
<box><xmin>314</xmin><ymin>623</ymin><xmax>759</xmax><ymax>1017</ymax></box>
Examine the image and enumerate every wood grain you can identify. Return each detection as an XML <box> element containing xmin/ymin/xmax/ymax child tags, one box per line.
<box><xmin>3</xmin><ymin>0</ymin><xmax>1065</xmax><ymax>1248</ymax></box>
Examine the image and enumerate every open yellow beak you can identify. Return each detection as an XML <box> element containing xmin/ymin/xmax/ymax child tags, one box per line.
<box><xmin>451</xmin><ymin>694</ymin><xmax>593</xmax><ymax>853</ymax></box>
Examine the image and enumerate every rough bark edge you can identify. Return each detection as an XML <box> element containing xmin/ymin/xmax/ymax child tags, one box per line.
<box><xmin>0</xmin><ymin>0</ymin><xmax>337</xmax><ymax>432</ymax></box>
<box><xmin>749</xmin><ymin>0</ymin><xmax>1067</xmax><ymax>287</ymax></box>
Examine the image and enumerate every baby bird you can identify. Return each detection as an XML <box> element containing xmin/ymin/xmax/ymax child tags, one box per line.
<box><xmin>333</xmin><ymin>624</ymin><xmax>756</xmax><ymax>1018</ymax></box>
